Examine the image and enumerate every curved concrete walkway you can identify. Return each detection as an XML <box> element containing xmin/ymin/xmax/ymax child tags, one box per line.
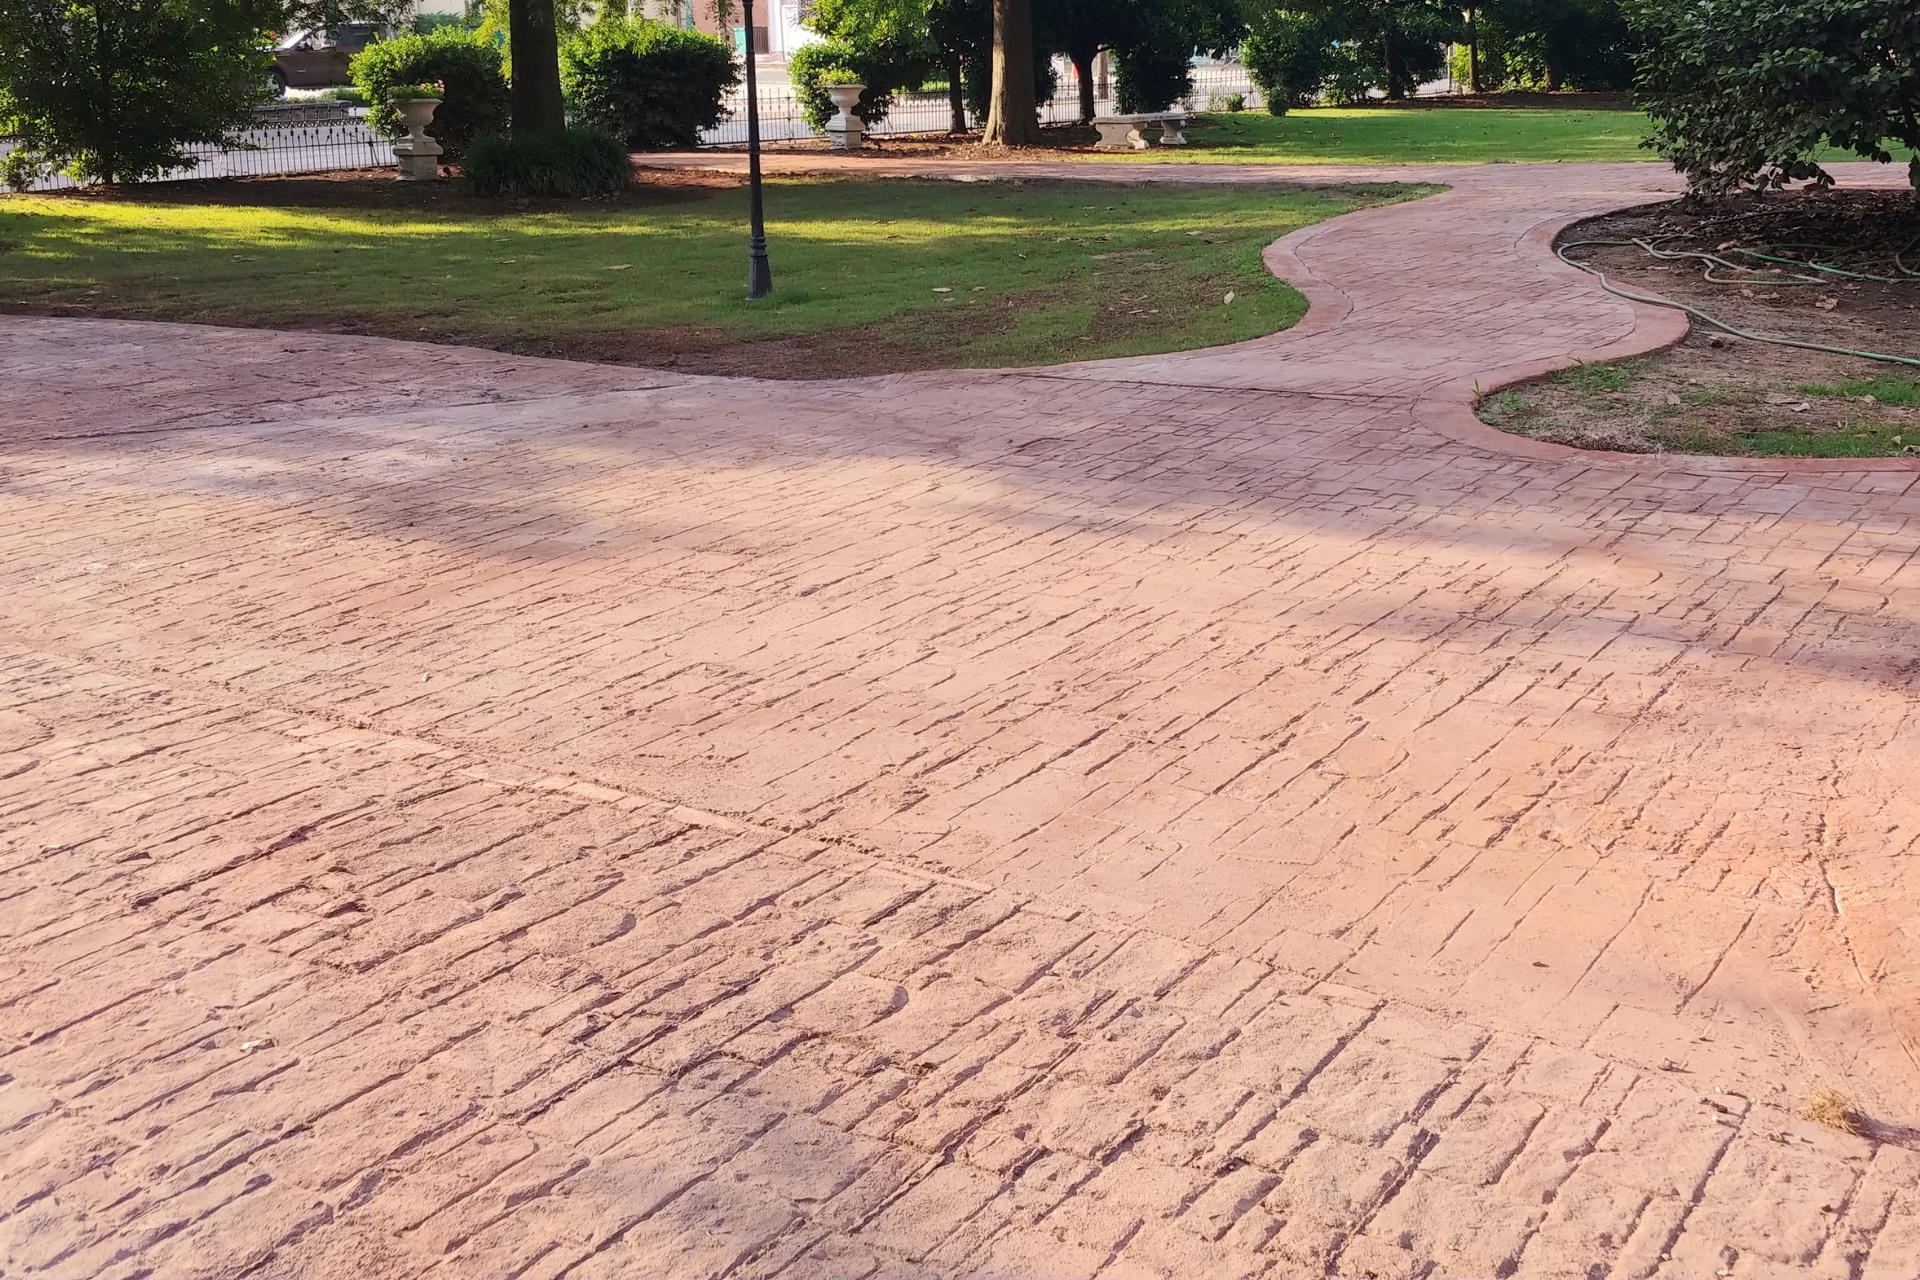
<box><xmin>4</xmin><ymin>162</ymin><xmax>1920</xmax><ymax>1279</ymax></box>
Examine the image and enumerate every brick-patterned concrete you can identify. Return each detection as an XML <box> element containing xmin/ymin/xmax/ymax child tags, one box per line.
<box><xmin>4</xmin><ymin>161</ymin><xmax>1919</xmax><ymax>1278</ymax></box>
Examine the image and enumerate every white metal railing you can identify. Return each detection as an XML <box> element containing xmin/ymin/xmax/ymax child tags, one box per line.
<box><xmin>1</xmin><ymin>103</ymin><xmax>394</xmax><ymax>193</ymax></box>
<box><xmin>699</xmin><ymin>60</ymin><xmax>1263</xmax><ymax>145</ymax></box>
<box><xmin>0</xmin><ymin>62</ymin><xmax>1261</xmax><ymax>188</ymax></box>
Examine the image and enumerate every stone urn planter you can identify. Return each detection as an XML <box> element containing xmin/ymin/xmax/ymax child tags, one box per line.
<box><xmin>824</xmin><ymin>84</ymin><xmax>865</xmax><ymax>150</ymax></box>
<box><xmin>390</xmin><ymin>97</ymin><xmax>444</xmax><ymax>180</ymax></box>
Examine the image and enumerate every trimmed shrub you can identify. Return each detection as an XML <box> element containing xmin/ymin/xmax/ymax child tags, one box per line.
<box><xmin>463</xmin><ymin>127</ymin><xmax>634</xmax><ymax>196</ymax></box>
<box><xmin>1243</xmin><ymin>11</ymin><xmax>1335</xmax><ymax>115</ymax></box>
<box><xmin>790</xmin><ymin>40</ymin><xmax>903</xmax><ymax>131</ymax></box>
<box><xmin>351</xmin><ymin>28</ymin><xmax>509</xmax><ymax>160</ymax></box>
<box><xmin>562</xmin><ymin>16</ymin><xmax>739</xmax><ymax>150</ymax></box>
<box><xmin>1629</xmin><ymin>0</ymin><xmax>1920</xmax><ymax>195</ymax></box>
<box><xmin>1113</xmin><ymin>40</ymin><xmax>1192</xmax><ymax>114</ymax></box>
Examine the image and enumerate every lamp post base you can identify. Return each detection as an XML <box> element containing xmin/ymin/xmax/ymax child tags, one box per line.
<box><xmin>746</xmin><ymin>236</ymin><xmax>773</xmax><ymax>301</ymax></box>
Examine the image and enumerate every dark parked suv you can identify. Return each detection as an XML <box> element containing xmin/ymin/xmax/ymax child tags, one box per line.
<box><xmin>269</xmin><ymin>24</ymin><xmax>384</xmax><ymax>94</ymax></box>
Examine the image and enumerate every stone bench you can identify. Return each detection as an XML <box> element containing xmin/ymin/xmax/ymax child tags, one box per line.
<box><xmin>1091</xmin><ymin>111</ymin><xmax>1188</xmax><ymax>150</ymax></box>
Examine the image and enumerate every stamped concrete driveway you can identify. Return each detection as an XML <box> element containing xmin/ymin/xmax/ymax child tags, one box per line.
<box><xmin>4</xmin><ymin>161</ymin><xmax>1920</xmax><ymax>1279</ymax></box>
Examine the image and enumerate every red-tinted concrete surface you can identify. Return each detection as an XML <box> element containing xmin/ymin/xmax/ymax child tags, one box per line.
<box><xmin>4</xmin><ymin>162</ymin><xmax>1919</xmax><ymax>1279</ymax></box>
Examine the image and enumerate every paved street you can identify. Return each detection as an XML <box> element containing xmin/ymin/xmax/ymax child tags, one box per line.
<box><xmin>3</xmin><ymin>161</ymin><xmax>1919</xmax><ymax>1277</ymax></box>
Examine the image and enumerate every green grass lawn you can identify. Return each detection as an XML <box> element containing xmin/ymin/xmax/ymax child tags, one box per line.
<box><xmin>1096</xmin><ymin>107</ymin><xmax>1918</xmax><ymax>167</ymax></box>
<box><xmin>0</xmin><ymin>176</ymin><xmax>1423</xmax><ymax>374</ymax></box>
<box><xmin>1124</xmin><ymin>108</ymin><xmax>1656</xmax><ymax>164</ymax></box>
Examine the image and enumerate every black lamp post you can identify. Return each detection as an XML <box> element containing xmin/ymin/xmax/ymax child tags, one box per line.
<box><xmin>740</xmin><ymin>0</ymin><xmax>772</xmax><ymax>300</ymax></box>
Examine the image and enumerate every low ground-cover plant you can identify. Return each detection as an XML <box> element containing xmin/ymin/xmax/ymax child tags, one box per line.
<box><xmin>1801</xmin><ymin>376</ymin><xmax>1920</xmax><ymax>406</ymax></box>
<box><xmin>562</xmin><ymin>15</ymin><xmax>738</xmax><ymax>150</ymax></box>
<box><xmin>462</xmin><ymin>127</ymin><xmax>633</xmax><ymax>196</ymax></box>
<box><xmin>351</xmin><ymin>28</ymin><xmax>509</xmax><ymax>160</ymax></box>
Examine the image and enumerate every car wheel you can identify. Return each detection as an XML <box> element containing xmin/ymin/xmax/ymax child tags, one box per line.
<box><xmin>269</xmin><ymin>68</ymin><xmax>288</xmax><ymax>97</ymax></box>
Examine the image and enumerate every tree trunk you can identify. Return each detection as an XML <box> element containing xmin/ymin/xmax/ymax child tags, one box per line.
<box><xmin>983</xmin><ymin>0</ymin><xmax>1039</xmax><ymax>145</ymax></box>
<box><xmin>947</xmin><ymin>51</ymin><xmax>967</xmax><ymax>132</ymax></box>
<box><xmin>94</xmin><ymin>2</ymin><xmax>116</xmax><ymax>184</ymax></box>
<box><xmin>509</xmin><ymin>0</ymin><xmax>567</xmax><ymax>134</ymax></box>
<box><xmin>1072</xmin><ymin>48</ymin><xmax>1096</xmax><ymax>123</ymax></box>
<box><xmin>1383</xmin><ymin>31</ymin><xmax>1404</xmax><ymax>99</ymax></box>
<box><xmin>1466</xmin><ymin>6</ymin><xmax>1481</xmax><ymax>93</ymax></box>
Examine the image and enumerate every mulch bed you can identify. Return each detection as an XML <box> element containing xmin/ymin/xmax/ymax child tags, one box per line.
<box><xmin>1481</xmin><ymin>186</ymin><xmax>1920</xmax><ymax>456</ymax></box>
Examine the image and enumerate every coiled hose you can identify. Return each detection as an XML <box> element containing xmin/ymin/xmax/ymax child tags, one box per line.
<box><xmin>1556</xmin><ymin>238</ymin><xmax>1920</xmax><ymax>370</ymax></box>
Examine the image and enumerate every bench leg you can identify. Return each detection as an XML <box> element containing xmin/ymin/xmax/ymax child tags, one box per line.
<box><xmin>1127</xmin><ymin>124</ymin><xmax>1150</xmax><ymax>149</ymax></box>
<box><xmin>1092</xmin><ymin>120</ymin><xmax>1134</xmax><ymax>150</ymax></box>
<box><xmin>1157</xmin><ymin>121</ymin><xmax>1188</xmax><ymax>145</ymax></box>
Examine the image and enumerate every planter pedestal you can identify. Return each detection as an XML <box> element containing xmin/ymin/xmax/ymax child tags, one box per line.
<box><xmin>824</xmin><ymin>84</ymin><xmax>865</xmax><ymax>150</ymax></box>
<box><xmin>391</xmin><ymin>97</ymin><xmax>444</xmax><ymax>180</ymax></box>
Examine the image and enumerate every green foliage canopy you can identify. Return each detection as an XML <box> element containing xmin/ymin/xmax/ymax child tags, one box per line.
<box><xmin>1630</xmin><ymin>0</ymin><xmax>1920</xmax><ymax>193</ymax></box>
<box><xmin>791</xmin><ymin>0</ymin><xmax>937</xmax><ymax>128</ymax></box>
<box><xmin>0</xmin><ymin>0</ymin><xmax>277</xmax><ymax>185</ymax></box>
<box><xmin>1242</xmin><ymin>0</ymin><xmax>1455</xmax><ymax>107</ymax></box>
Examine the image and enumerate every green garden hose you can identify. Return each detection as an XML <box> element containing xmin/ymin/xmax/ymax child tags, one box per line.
<box><xmin>1626</xmin><ymin>237</ymin><xmax>1829</xmax><ymax>285</ymax></box>
<box><xmin>1726</xmin><ymin>247</ymin><xmax>1903</xmax><ymax>283</ymax></box>
<box><xmin>1557</xmin><ymin>238</ymin><xmax>1920</xmax><ymax>370</ymax></box>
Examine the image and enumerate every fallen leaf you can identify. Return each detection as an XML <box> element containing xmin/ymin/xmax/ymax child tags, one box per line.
<box><xmin>1814</xmin><ymin>296</ymin><xmax>1837</xmax><ymax>310</ymax></box>
<box><xmin>1664</xmin><ymin>392</ymin><xmax>1682</xmax><ymax>406</ymax></box>
<box><xmin>1223</xmin><ymin>290</ymin><xmax>1236</xmax><ymax>305</ymax></box>
<box><xmin>932</xmin><ymin>286</ymin><xmax>952</xmax><ymax>293</ymax></box>
<box><xmin>1788</xmin><ymin>402</ymin><xmax>1810</xmax><ymax>413</ymax></box>
<box><xmin>605</xmin><ymin>263</ymin><xmax>631</xmax><ymax>271</ymax></box>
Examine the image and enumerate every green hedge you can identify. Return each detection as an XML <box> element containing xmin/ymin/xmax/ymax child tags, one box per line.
<box><xmin>463</xmin><ymin>127</ymin><xmax>634</xmax><ymax>197</ymax></box>
<box><xmin>350</xmin><ymin>28</ymin><xmax>509</xmax><ymax>161</ymax></box>
<box><xmin>789</xmin><ymin>40</ymin><xmax>901</xmax><ymax>132</ymax></box>
<box><xmin>562</xmin><ymin>16</ymin><xmax>739</xmax><ymax>150</ymax></box>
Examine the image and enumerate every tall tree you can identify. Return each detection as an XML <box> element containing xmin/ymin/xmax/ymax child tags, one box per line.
<box><xmin>508</xmin><ymin>0</ymin><xmax>566</xmax><ymax>132</ymax></box>
<box><xmin>927</xmin><ymin>0</ymin><xmax>992</xmax><ymax>131</ymax></box>
<box><xmin>1038</xmin><ymin>0</ymin><xmax>1129</xmax><ymax>122</ymax></box>
<box><xmin>983</xmin><ymin>0</ymin><xmax>1040</xmax><ymax>143</ymax></box>
<box><xmin>0</xmin><ymin>0</ymin><xmax>278</xmax><ymax>186</ymax></box>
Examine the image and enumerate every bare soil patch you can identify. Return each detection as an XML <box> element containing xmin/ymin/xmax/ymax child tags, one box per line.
<box><xmin>1481</xmin><ymin>188</ymin><xmax>1920</xmax><ymax>456</ymax></box>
